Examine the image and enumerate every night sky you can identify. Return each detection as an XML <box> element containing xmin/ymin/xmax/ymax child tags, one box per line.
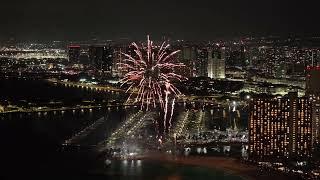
<box><xmin>0</xmin><ymin>0</ymin><xmax>319</xmax><ymax>41</ymax></box>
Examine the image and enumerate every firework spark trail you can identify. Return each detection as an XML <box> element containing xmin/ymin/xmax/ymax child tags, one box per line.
<box><xmin>168</xmin><ymin>98</ymin><xmax>176</xmax><ymax>131</ymax></box>
<box><xmin>118</xmin><ymin>36</ymin><xmax>186</xmax><ymax>134</ymax></box>
<box><xmin>163</xmin><ymin>87</ymin><xmax>169</xmax><ymax>133</ymax></box>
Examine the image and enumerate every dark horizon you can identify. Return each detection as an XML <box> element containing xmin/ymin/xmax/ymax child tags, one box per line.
<box><xmin>4</xmin><ymin>34</ymin><xmax>320</xmax><ymax>44</ymax></box>
<box><xmin>0</xmin><ymin>0</ymin><xmax>319</xmax><ymax>42</ymax></box>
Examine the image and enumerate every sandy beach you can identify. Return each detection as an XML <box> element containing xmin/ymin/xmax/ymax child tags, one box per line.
<box><xmin>132</xmin><ymin>153</ymin><xmax>254</xmax><ymax>180</ymax></box>
<box><xmin>129</xmin><ymin>152</ymin><xmax>293</xmax><ymax>180</ymax></box>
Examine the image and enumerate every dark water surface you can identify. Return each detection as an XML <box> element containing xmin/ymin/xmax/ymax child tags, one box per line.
<box><xmin>0</xmin><ymin>79</ymin><xmax>243</xmax><ymax>179</ymax></box>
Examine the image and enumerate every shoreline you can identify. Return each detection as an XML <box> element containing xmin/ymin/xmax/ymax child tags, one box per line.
<box><xmin>117</xmin><ymin>153</ymin><xmax>256</xmax><ymax>180</ymax></box>
<box><xmin>109</xmin><ymin>152</ymin><xmax>294</xmax><ymax>180</ymax></box>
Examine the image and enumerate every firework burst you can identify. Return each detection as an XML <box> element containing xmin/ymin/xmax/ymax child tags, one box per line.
<box><xmin>118</xmin><ymin>36</ymin><xmax>186</xmax><ymax>133</ymax></box>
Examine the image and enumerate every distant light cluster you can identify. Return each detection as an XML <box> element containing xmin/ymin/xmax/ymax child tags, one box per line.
<box><xmin>0</xmin><ymin>47</ymin><xmax>67</xmax><ymax>59</ymax></box>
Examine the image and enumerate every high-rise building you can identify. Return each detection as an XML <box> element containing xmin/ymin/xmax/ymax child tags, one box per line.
<box><xmin>79</xmin><ymin>47</ymin><xmax>90</xmax><ymax>65</ymax></box>
<box><xmin>306</xmin><ymin>66</ymin><xmax>320</xmax><ymax>146</ymax></box>
<box><xmin>311</xmin><ymin>97</ymin><xmax>320</xmax><ymax>145</ymax></box>
<box><xmin>207</xmin><ymin>47</ymin><xmax>225</xmax><ymax>79</ymax></box>
<box><xmin>240</xmin><ymin>46</ymin><xmax>247</xmax><ymax>66</ymax></box>
<box><xmin>275</xmin><ymin>62</ymin><xmax>287</xmax><ymax>79</ymax></box>
<box><xmin>306</xmin><ymin>66</ymin><xmax>320</xmax><ymax>95</ymax></box>
<box><xmin>227</xmin><ymin>46</ymin><xmax>247</xmax><ymax>67</ymax></box>
<box><xmin>315</xmin><ymin>50</ymin><xmax>320</xmax><ymax>66</ymax></box>
<box><xmin>179</xmin><ymin>46</ymin><xmax>196</xmax><ymax>77</ymax></box>
<box><xmin>287</xmin><ymin>92</ymin><xmax>312</xmax><ymax>158</ymax></box>
<box><xmin>195</xmin><ymin>48</ymin><xmax>208</xmax><ymax>77</ymax></box>
<box><xmin>89</xmin><ymin>45</ymin><xmax>113</xmax><ymax>73</ymax></box>
<box><xmin>111</xmin><ymin>43</ymin><xmax>135</xmax><ymax>77</ymax></box>
<box><xmin>249</xmin><ymin>92</ymin><xmax>312</xmax><ymax>161</ymax></box>
<box><xmin>68</xmin><ymin>45</ymin><xmax>81</xmax><ymax>63</ymax></box>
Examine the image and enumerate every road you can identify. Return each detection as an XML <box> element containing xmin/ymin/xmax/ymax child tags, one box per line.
<box><xmin>0</xmin><ymin>104</ymin><xmax>139</xmax><ymax>114</ymax></box>
<box><xmin>47</xmin><ymin>78</ymin><xmax>220</xmax><ymax>105</ymax></box>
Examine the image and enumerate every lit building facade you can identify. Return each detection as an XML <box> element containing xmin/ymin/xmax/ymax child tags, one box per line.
<box><xmin>306</xmin><ymin>66</ymin><xmax>320</xmax><ymax>95</ymax></box>
<box><xmin>179</xmin><ymin>46</ymin><xmax>196</xmax><ymax>77</ymax></box>
<box><xmin>249</xmin><ymin>92</ymin><xmax>312</xmax><ymax>161</ymax></box>
<box><xmin>68</xmin><ymin>45</ymin><xmax>81</xmax><ymax>63</ymax></box>
<box><xmin>207</xmin><ymin>47</ymin><xmax>225</xmax><ymax>79</ymax></box>
<box><xmin>112</xmin><ymin>44</ymin><xmax>131</xmax><ymax>77</ymax></box>
<box><xmin>89</xmin><ymin>45</ymin><xmax>113</xmax><ymax>73</ymax></box>
<box><xmin>306</xmin><ymin>66</ymin><xmax>320</xmax><ymax>146</ymax></box>
<box><xmin>311</xmin><ymin>97</ymin><xmax>320</xmax><ymax>145</ymax></box>
<box><xmin>195</xmin><ymin>48</ymin><xmax>208</xmax><ymax>77</ymax></box>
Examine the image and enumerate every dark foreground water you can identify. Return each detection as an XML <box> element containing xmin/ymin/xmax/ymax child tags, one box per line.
<box><xmin>0</xmin><ymin>109</ymin><xmax>243</xmax><ymax>180</ymax></box>
<box><xmin>0</xmin><ymin>79</ymin><xmax>243</xmax><ymax>179</ymax></box>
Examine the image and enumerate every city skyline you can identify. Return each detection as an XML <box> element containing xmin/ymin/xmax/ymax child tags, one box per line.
<box><xmin>1</xmin><ymin>1</ymin><xmax>320</xmax><ymax>179</ymax></box>
<box><xmin>1</xmin><ymin>33</ymin><xmax>320</xmax><ymax>179</ymax></box>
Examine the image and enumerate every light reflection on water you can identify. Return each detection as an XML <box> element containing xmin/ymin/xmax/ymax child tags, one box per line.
<box><xmin>103</xmin><ymin>160</ymin><xmax>243</xmax><ymax>180</ymax></box>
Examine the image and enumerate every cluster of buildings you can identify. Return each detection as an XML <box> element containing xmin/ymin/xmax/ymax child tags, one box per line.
<box><xmin>67</xmin><ymin>42</ymin><xmax>227</xmax><ymax>79</ymax></box>
<box><xmin>66</xmin><ymin>37</ymin><xmax>320</xmax><ymax>81</ymax></box>
<box><xmin>68</xmin><ymin>45</ymin><xmax>113</xmax><ymax>73</ymax></box>
<box><xmin>2</xmin><ymin>36</ymin><xmax>319</xmax><ymax>84</ymax></box>
<box><xmin>248</xmin><ymin>65</ymin><xmax>320</xmax><ymax>164</ymax></box>
<box><xmin>67</xmin><ymin>38</ymin><xmax>320</xmax><ymax>166</ymax></box>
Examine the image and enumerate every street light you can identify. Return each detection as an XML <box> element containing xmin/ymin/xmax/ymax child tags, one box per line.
<box><xmin>232</xmin><ymin>101</ymin><xmax>236</xmax><ymax>106</ymax></box>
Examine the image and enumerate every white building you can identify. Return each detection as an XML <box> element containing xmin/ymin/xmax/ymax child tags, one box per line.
<box><xmin>207</xmin><ymin>47</ymin><xmax>225</xmax><ymax>79</ymax></box>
